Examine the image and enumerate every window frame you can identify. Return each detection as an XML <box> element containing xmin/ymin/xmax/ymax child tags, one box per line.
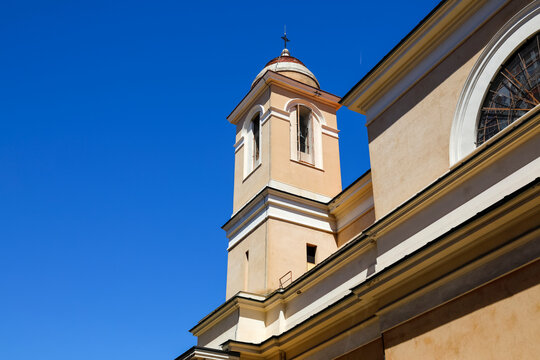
<box><xmin>286</xmin><ymin>99</ymin><xmax>325</xmax><ymax>170</ymax></box>
<box><xmin>242</xmin><ymin>105</ymin><xmax>264</xmax><ymax>179</ymax></box>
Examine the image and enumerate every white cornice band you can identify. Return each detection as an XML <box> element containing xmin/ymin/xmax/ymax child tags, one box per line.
<box><xmin>225</xmin><ymin>190</ymin><xmax>335</xmax><ymax>250</ymax></box>
<box><xmin>322</xmin><ymin>126</ymin><xmax>340</xmax><ymax>139</ymax></box>
<box><xmin>233</xmin><ymin>137</ymin><xmax>244</xmax><ymax>153</ymax></box>
<box><xmin>342</xmin><ymin>0</ymin><xmax>507</xmax><ymax>121</ymax></box>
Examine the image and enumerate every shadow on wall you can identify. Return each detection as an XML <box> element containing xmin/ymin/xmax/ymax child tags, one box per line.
<box><xmin>384</xmin><ymin>260</ymin><xmax>540</xmax><ymax>348</ymax></box>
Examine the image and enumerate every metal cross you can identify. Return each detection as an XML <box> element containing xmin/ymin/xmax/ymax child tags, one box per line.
<box><xmin>281</xmin><ymin>26</ymin><xmax>290</xmax><ymax>49</ymax></box>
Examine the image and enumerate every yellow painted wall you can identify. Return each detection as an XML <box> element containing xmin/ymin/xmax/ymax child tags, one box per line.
<box><xmin>226</xmin><ymin>218</ymin><xmax>338</xmax><ymax>298</ymax></box>
<box><xmin>266</xmin><ymin>218</ymin><xmax>337</xmax><ymax>291</ymax></box>
<box><xmin>384</xmin><ymin>260</ymin><xmax>540</xmax><ymax>359</ymax></box>
<box><xmin>367</xmin><ymin>1</ymin><xmax>529</xmax><ymax>219</ymax></box>
<box><xmin>226</xmin><ymin>221</ymin><xmax>268</xmax><ymax>299</ymax></box>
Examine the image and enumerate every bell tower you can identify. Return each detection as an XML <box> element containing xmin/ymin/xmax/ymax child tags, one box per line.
<box><xmin>223</xmin><ymin>42</ymin><xmax>342</xmax><ymax>299</ymax></box>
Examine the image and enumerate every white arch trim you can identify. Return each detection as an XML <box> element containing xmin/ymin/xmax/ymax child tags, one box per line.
<box><xmin>284</xmin><ymin>98</ymin><xmax>327</xmax><ymax>126</ymax></box>
<box><xmin>242</xmin><ymin>104</ymin><xmax>265</xmax><ymax>138</ymax></box>
<box><xmin>450</xmin><ymin>2</ymin><xmax>540</xmax><ymax>165</ymax></box>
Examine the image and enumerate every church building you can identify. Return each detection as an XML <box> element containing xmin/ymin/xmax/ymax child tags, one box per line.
<box><xmin>177</xmin><ymin>0</ymin><xmax>540</xmax><ymax>358</ymax></box>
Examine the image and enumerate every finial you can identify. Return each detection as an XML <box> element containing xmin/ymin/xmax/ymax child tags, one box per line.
<box><xmin>281</xmin><ymin>25</ymin><xmax>290</xmax><ymax>50</ymax></box>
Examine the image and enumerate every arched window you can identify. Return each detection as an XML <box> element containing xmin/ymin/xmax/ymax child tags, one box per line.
<box><xmin>251</xmin><ymin>113</ymin><xmax>261</xmax><ymax>167</ymax></box>
<box><xmin>450</xmin><ymin>3</ymin><xmax>540</xmax><ymax>165</ymax></box>
<box><xmin>242</xmin><ymin>105</ymin><xmax>263</xmax><ymax>178</ymax></box>
<box><xmin>476</xmin><ymin>32</ymin><xmax>540</xmax><ymax>146</ymax></box>
<box><xmin>297</xmin><ymin>105</ymin><xmax>313</xmax><ymax>164</ymax></box>
<box><xmin>287</xmin><ymin>99</ymin><xmax>325</xmax><ymax>169</ymax></box>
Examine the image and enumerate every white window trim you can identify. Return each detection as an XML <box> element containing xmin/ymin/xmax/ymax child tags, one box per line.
<box><xmin>242</xmin><ymin>104</ymin><xmax>264</xmax><ymax>179</ymax></box>
<box><xmin>285</xmin><ymin>99</ymin><xmax>326</xmax><ymax>170</ymax></box>
<box><xmin>450</xmin><ymin>2</ymin><xmax>540</xmax><ymax>165</ymax></box>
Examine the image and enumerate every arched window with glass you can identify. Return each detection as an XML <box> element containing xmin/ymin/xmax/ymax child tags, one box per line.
<box><xmin>477</xmin><ymin>32</ymin><xmax>540</xmax><ymax>146</ymax></box>
<box><xmin>296</xmin><ymin>105</ymin><xmax>314</xmax><ymax>164</ymax></box>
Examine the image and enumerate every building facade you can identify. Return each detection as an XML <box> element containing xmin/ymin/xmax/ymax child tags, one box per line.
<box><xmin>177</xmin><ymin>0</ymin><xmax>540</xmax><ymax>359</ymax></box>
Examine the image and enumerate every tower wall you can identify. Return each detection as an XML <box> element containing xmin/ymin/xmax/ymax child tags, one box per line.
<box><xmin>225</xmin><ymin>69</ymin><xmax>343</xmax><ymax>298</ymax></box>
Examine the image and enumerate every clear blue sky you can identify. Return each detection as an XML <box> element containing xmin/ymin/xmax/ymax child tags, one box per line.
<box><xmin>0</xmin><ymin>1</ymin><xmax>440</xmax><ymax>359</ymax></box>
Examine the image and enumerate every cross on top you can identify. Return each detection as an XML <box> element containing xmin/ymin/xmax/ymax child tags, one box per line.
<box><xmin>281</xmin><ymin>26</ymin><xmax>290</xmax><ymax>49</ymax></box>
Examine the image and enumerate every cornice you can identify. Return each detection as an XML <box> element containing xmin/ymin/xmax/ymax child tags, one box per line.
<box><xmin>223</xmin><ymin>187</ymin><xmax>335</xmax><ymax>250</ymax></box>
<box><xmin>190</xmin><ymin>293</ymin><xmax>266</xmax><ymax>336</ymax></box>
<box><xmin>328</xmin><ymin>174</ymin><xmax>372</xmax><ymax>215</ymax></box>
<box><xmin>175</xmin><ymin>347</ymin><xmax>240</xmax><ymax>360</ymax></box>
<box><xmin>341</xmin><ymin>0</ymin><xmax>508</xmax><ymax>120</ymax></box>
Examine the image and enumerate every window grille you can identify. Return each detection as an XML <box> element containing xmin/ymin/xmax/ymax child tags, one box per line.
<box><xmin>477</xmin><ymin>32</ymin><xmax>540</xmax><ymax>145</ymax></box>
<box><xmin>297</xmin><ymin>105</ymin><xmax>313</xmax><ymax>164</ymax></box>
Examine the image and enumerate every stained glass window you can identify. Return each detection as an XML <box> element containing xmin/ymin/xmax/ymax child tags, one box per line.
<box><xmin>477</xmin><ymin>33</ymin><xmax>540</xmax><ymax>146</ymax></box>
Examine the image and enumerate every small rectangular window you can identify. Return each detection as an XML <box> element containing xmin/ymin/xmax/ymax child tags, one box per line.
<box><xmin>307</xmin><ymin>244</ymin><xmax>316</xmax><ymax>270</ymax></box>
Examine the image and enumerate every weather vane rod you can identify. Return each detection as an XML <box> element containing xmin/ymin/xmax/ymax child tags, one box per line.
<box><xmin>281</xmin><ymin>25</ymin><xmax>290</xmax><ymax>49</ymax></box>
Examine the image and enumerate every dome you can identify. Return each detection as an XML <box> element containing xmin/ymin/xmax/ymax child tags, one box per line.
<box><xmin>252</xmin><ymin>49</ymin><xmax>320</xmax><ymax>89</ymax></box>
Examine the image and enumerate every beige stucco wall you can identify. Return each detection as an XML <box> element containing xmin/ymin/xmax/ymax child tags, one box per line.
<box><xmin>385</xmin><ymin>261</ymin><xmax>540</xmax><ymax>359</ymax></box>
<box><xmin>269</xmin><ymin>86</ymin><xmax>342</xmax><ymax>199</ymax></box>
<box><xmin>336</xmin><ymin>208</ymin><xmax>375</xmax><ymax>247</ymax></box>
<box><xmin>367</xmin><ymin>1</ymin><xmax>529</xmax><ymax>219</ymax></box>
<box><xmin>226</xmin><ymin>218</ymin><xmax>338</xmax><ymax>298</ymax></box>
<box><xmin>232</xmin><ymin>92</ymin><xmax>271</xmax><ymax>213</ymax></box>
<box><xmin>226</xmin><ymin>221</ymin><xmax>268</xmax><ymax>299</ymax></box>
<box><xmin>266</xmin><ymin>218</ymin><xmax>337</xmax><ymax>291</ymax></box>
<box><xmin>368</xmin><ymin>51</ymin><xmax>480</xmax><ymax>219</ymax></box>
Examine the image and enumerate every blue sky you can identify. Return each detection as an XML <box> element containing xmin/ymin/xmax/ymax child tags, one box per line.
<box><xmin>0</xmin><ymin>1</ymin><xmax>440</xmax><ymax>359</ymax></box>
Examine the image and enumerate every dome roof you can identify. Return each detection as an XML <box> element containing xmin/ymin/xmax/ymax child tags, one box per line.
<box><xmin>252</xmin><ymin>49</ymin><xmax>320</xmax><ymax>89</ymax></box>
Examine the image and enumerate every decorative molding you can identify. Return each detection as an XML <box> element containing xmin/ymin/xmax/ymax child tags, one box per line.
<box><xmin>450</xmin><ymin>2</ymin><xmax>540</xmax><ymax>164</ymax></box>
<box><xmin>329</xmin><ymin>175</ymin><xmax>372</xmax><ymax>212</ymax></box>
<box><xmin>341</xmin><ymin>0</ymin><xmax>507</xmax><ymax>120</ymax></box>
<box><xmin>224</xmin><ymin>188</ymin><xmax>335</xmax><ymax>250</ymax></box>
<box><xmin>233</xmin><ymin>137</ymin><xmax>244</xmax><ymax>153</ymax></box>
<box><xmin>175</xmin><ymin>347</ymin><xmax>240</xmax><ymax>360</ymax></box>
<box><xmin>284</xmin><ymin>98</ymin><xmax>327</xmax><ymax>125</ymax></box>
<box><xmin>321</xmin><ymin>125</ymin><xmax>340</xmax><ymax>139</ymax></box>
<box><xmin>267</xmin><ymin>180</ymin><xmax>332</xmax><ymax>203</ymax></box>
<box><xmin>335</xmin><ymin>197</ymin><xmax>374</xmax><ymax>232</ymax></box>
<box><xmin>261</xmin><ymin>107</ymin><xmax>290</xmax><ymax>125</ymax></box>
